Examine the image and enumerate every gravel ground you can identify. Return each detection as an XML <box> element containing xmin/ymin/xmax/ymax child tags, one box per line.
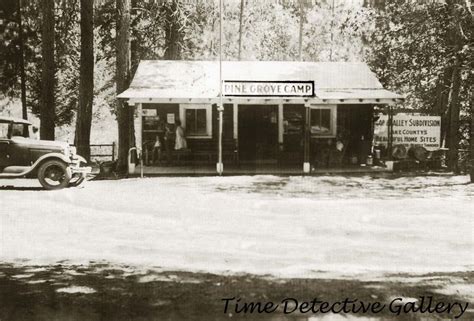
<box><xmin>0</xmin><ymin>175</ymin><xmax>472</xmax><ymax>320</ymax></box>
<box><xmin>0</xmin><ymin>175</ymin><xmax>472</xmax><ymax>276</ymax></box>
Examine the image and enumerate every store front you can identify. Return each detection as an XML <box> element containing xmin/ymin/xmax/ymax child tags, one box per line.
<box><xmin>117</xmin><ymin>60</ymin><xmax>404</xmax><ymax>175</ymax></box>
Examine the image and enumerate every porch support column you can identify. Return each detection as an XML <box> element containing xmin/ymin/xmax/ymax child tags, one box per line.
<box><xmin>278</xmin><ymin>103</ymin><xmax>284</xmax><ymax>165</ymax></box>
<box><xmin>217</xmin><ymin>105</ymin><xmax>224</xmax><ymax>175</ymax></box>
<box><xmin>278</xmin><ymin>103</ymin><xmax>284</xmax><ymax>144</ymax></box>
<box><xmin>303</xmin><ymin>104</ymin><xmax>311</xmax><ymax>174</ymax></box>
<box><xmin>137</xmin><ymin>103</ymin><xmax>143</xmax><ymax>178</ymax></box>
<box><xmin>233</xmin><ymin>103</ymin><xmax>239</xmax><ymax>163</ymax></box>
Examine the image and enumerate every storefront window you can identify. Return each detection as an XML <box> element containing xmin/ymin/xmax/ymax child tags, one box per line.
<box><xmin>185</xmin><ymin>109</ymin><xmax>207</xmax><ymax>136</ymax></box>
<box><xmin>179</xmin><ymin>104</ymin><xmax>212</xmax><ymax>138</ymax></box>
<box><xmin>310</xmin><ymin>105</ymin><xmax>336</xmax><ymax>137</ymax></box>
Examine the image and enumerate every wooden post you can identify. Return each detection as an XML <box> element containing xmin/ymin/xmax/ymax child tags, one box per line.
<box><xmin>233</xmin><ymin>103</ymin><xmax>238</xmax><ymax>140</ymax></box>
<box><xmin>278</xmin><ymin>103</ymin><xmax>284</xmax><ymax>164</ymax></box>
<box><xmin>303</xmin><ymin>104</ymin><xmax>311</xmax><ymax>173</ymax></box>
<box><xmin>217</xmin><ymin>107</ymin><xmax>224</xmax><ymax>174</ymax></box>
<box><xmin>217</xmin><ymin>0</ymin><xmax>224</xmax><ymax>175</ymax></box>
<box><xmin>278</xmin><ymin>104</ymin><xmax>284</xmax><ymax>145</ymax></box>
<box><xmin>136</xmin><ymin>103</ymin><xmax>143</xmax><ymax>178</ymax></box>
<box><xmin>387</xmin><ymin>106</ymin><xmax>393</xmax><ymax>160</ymax></box>
<box><xmin>233</xmin><ymin>103</ymin><xmax>239</xmax><ymax>164</ymax></box>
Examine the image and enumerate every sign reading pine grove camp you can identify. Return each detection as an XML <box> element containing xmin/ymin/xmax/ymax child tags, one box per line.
<box><xmin>224</xmin><ymin>81</ymin><xmax>314</xmax><ymax>97</ymax></box>
<box><xmin>374</xmin><ymin>114</ymin><xmax>441</xmax><ymax>151</ymax></box>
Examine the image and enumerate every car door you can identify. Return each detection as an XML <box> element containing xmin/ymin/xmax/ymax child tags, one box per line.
<box><xmin>0</xmin><ymin>121</ymin><xmax>12</xmax><ymax>169</ymax></box>
<box><xmin>9</xmin><ymin>122</ymin><xmax>31</xmax><ymax>166</ymax></box>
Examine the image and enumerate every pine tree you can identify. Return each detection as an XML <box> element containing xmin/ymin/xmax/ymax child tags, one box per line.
<box><xmin>75</xmin><ymin>0</ymin><xmax>94</xmax><ymax>160</ymax></box>
<box><xmin>116</xmin><ymin>0</ymin><xmax>132</xmax><ymax>172</ymax></box>
<box><xmin>446</xmin><ymin>0</ymin><xmax>463</xmax><ymax>173</ymax></box>
<box><xmin>39</xmin><ymin>0</ymin><xmax>55</xmax><ymax>140</ymax></box>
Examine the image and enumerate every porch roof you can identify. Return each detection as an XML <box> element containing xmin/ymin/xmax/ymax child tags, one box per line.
<box><xmin>118</xmin><ymin>60</ymin><xmax>404</xmax><ymax>103</ymax></box>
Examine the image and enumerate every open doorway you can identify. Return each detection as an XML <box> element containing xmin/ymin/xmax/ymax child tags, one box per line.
<box><xmin>238</xmin><ymin>105</ymin><xmax>278</xmax><ymax>163</ymax></box>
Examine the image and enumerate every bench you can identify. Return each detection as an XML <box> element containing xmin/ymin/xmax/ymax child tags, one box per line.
<box><xmin>193</xmin><ymin>149</ymin><xmax>238</xmax><ymax>163</ymax></box>
<box><xmin>184</xmin><ymin>139</ymin><xmax>238</xmax><ymax>164</ymax></box>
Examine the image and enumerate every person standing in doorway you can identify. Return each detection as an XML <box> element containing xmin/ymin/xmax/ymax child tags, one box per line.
<box><xmin>163</xmin><ymin>123</ymin><xmax>173</xmax><ymax>163</ymax></box>
<box><xmin>152</xmin><ymin>135</ymin><xmax>162</xmax><ymax>164</ymax></box>
<box><xmin>175</xmin><ymin>120</ymin><xmax>187</xmax><ymax>150</ymax></box>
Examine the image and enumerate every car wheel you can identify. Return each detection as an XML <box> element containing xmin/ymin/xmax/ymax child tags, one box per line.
<box><xmin>68</xmin><ymin>173</ymin><xmax>86</xmax><ymax>187</ymax></box>
<box><xmin>37</xmin><ymin>160</ymin><xmax>72</xmax><ymax>190</ymax></box>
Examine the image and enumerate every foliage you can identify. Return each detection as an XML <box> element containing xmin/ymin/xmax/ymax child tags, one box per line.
<box><xmin>0</xmin><ymin>0</ymin><xmax>80</xmax><ymax>126</ymax></box>
<box><xmin>1</xmin><ymin>0</ymin><xmax>471</xmax><ymax>145</ymax></box>
<box><xmin>345</xmin><ymin>0</ymin><xmax>473</xmax><ymax>117</ymax></box>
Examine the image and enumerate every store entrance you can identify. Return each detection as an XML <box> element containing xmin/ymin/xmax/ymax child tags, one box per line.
<box><xmin>238</xmin><ymin>105</ymin><xmax>278</xmax><ymax>163</ymax></box>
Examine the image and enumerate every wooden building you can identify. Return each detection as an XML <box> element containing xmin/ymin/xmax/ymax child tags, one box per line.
<box><xmin>118</xmin><ymin>60</ymin><xmax>404</xmax><ymax>175</ymax></box>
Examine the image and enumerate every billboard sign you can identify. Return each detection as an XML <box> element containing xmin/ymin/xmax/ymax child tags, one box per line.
<box><xmin>374</xmin><ymin>114</ymin><xmax>441</xmax><ymax>151</ymax></box>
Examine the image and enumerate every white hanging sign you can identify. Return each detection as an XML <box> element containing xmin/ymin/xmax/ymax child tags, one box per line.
<box><xmin>224</xmin><ymin>81</ymin><xmax>314</xmax><ymax>97</ymax></box>
<box><xmin>374</xmin><ymin>114</ymin><xmax>441</xmax><ymax>151</ymax></box>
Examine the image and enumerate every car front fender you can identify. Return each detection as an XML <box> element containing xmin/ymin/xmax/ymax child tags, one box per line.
<box><xmin>70</xmin><ymin>155</ymin><xmax>91</xmax><ymax>176</ymax></box>
<box><xmin>74</xmin><ymin>155</ymin><xmax>87</xmax><ymax>164</ymax></box>
<box><xmin>35</xmin><ymin>153</ymin><xmax>71</xmax><ymax>166</ymax></box>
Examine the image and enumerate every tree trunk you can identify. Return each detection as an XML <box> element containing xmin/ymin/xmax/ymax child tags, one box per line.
<box><xmin>436</xmin><ymin>67</ymin><xmax>452</xmax><ymax>147</ymax></box>
<box><xmin>75</xmin><ymin>0</ymin><xmax>94</xmax><ymax>161</ymax></box>
<box><xmin>116</xmin><ymin>0</ymin><xmax>132</xmax><ymax>172</ymax></box>
<box><xmin>447</xmin><ymin>60</ymin><xmax>462</xmax><ymax>173</ymax></box>
<box><xmin>18</xmin><ymin>0</ymin><xmax>27</xmax><ymax>120</ymax></box>
<box><xmin>446</xmin><ymin>0</ymin><xmax>463</xmax><ymax>173</ymax></box>
<box><xmin>163</xmin><ymin>0</ymin><xmax>181</xmax><ymax>60</ymax></box>
<box><xmin>470</xmin><ymin>94</ymin><xmax>474</xmax><ymax>183</ymax></box>
<box><xmin>363</xmin><ymin>0</ymin><xmax>385</xmax><ymax>9</ymax></box>
<box><xmin>40</xmin><ymin>0</ymin><xmax>55</xmax><ymax>140</ymax></box>
<box><xmin>238</xmin><ymin>0</ymin><xmax>244</xmax><ymax>60</ymax></box>
<box><xmin>298</xmin><ymin>0</ymin><xmax>303</xmax><ymax>61</ymax></box>
<box><xmin>130</xmin><ymin>0</ymin><xmax>139</xmax><ymax>74</ymax></box>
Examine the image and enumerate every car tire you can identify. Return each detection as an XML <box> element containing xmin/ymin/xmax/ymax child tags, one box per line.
<box><xmin>37</xmin><ymin>159</ymin><xmax>72</xmax><ymax>190</ymax></box>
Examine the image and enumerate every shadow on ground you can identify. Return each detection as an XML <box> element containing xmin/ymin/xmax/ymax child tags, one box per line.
<box><xmin>0</xmin><ymin>185</ymin><xmax>44</xmax><ymax>191</ymax></box>
<box><xmin>0</xmin><ymin>263</ymin><xmax>471</xmax><ymax>321</ymax></box>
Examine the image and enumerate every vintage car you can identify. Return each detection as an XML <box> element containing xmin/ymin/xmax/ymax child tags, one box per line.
<box><xmin>0</xmin><ymin>116</ymin><xmax>91</xmax><ymax>190</ymax></box>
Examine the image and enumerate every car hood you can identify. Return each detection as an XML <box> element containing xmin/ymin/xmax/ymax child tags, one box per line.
<box><xmin>11</xmin><ymin>137</ymin><xmax>69</xmax><ymax>151</ymax></box>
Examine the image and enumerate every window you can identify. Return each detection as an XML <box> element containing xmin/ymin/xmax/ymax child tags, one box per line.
<box><xmin>310</xmin><ymin>105</ymin><xmax>337</xmax><ymax>137</ymax></box>
<box><xmin>0</xmin><ymin>123</ymin><xmax>9</xmax><ymax>139</ymax></box>
<box><xmin>186</xmin><ymin>109</ymin><xmax>207</xmax><ymax>136</ymax></box>
<box><xmin>11</xmin><ymin>123</ymin><xmax>28</xmax><ymax>138</ymax></box>
<box><xmin>179</xmin><ymin>104</ymin><xmax>212</xmax><ymax>138</ymax></box>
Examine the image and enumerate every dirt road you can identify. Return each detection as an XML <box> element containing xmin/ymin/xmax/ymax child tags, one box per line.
<box><xmin>0</xmin><ymin>175</ymin><xmax>472</xmax><ymax>320</ymax></box>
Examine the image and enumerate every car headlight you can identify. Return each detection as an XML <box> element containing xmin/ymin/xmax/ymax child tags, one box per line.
<box><xmin>70</xmin><ymin>146</ymin><xmax>77</xmax><ymax>156</ymax></box>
